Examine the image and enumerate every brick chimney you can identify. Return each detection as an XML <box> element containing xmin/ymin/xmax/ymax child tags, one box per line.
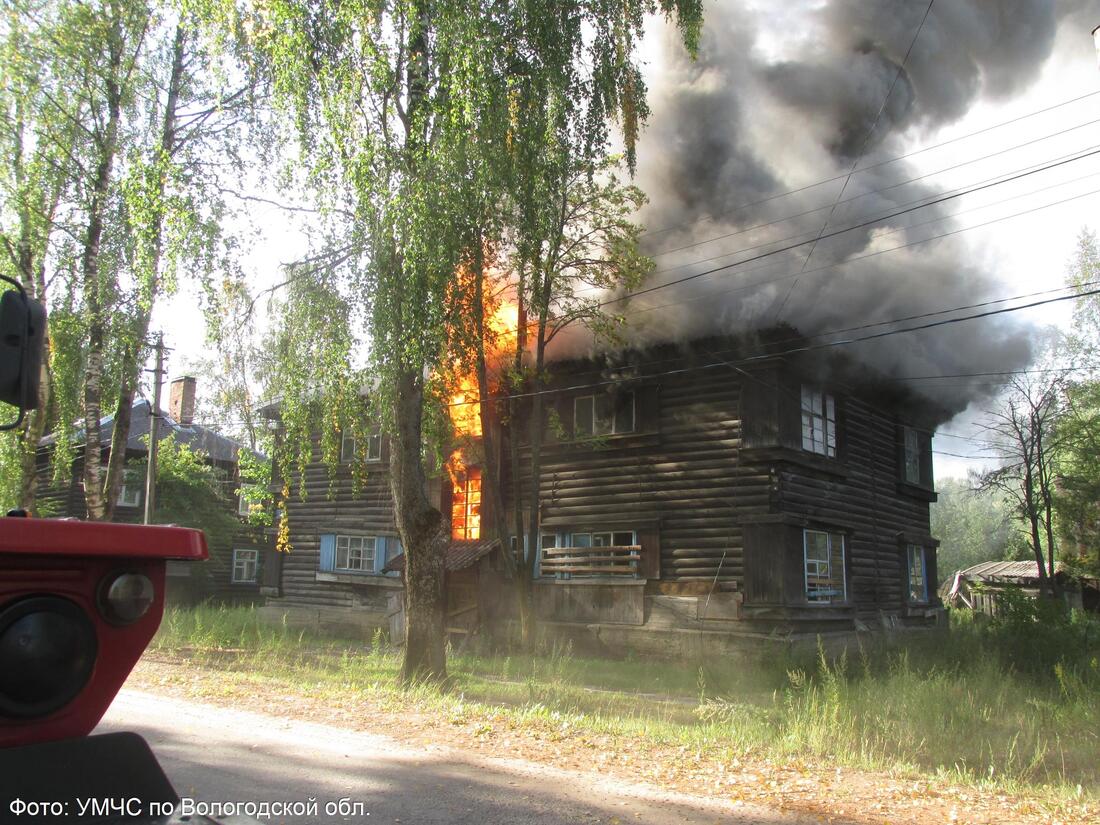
<box><xmin>168</xmin><ymin>376</ymin><xmax>197</xmax><ymax>426</ymax></box>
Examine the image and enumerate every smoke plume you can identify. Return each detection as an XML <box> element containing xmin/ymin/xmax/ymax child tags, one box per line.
<box><xmin>607</xmin><ymin>0</ymin><xmax>1093</xmax><ymax>422</ymax></box>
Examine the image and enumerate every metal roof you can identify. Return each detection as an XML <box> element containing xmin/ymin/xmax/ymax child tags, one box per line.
<box><xmin>384</xmin><ymin>538</ymin><xmax>501</xmax><ymax>573</ymax></box>
<box><xmin>952</xmin><ymin>559</ymin><xmax>1064</xmax><ymax>582</ymax></box>
<box><xmin>40</xmin><ymin>400</ymin><xmax>261</xmax><ymax>464</ymax></box>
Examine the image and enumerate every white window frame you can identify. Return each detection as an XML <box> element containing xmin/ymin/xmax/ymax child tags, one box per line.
<box><xmin>907</xmin><ymin>544</ymin><xmax>928</xmax><ymax>603</ymax></box>
<box><xmin>365</xmin><ymin>433</ymin><xmax>382</xmax><ymax>462</ymax></box>
<box><xmin>117</xmin><ymin>469</ymin><xmax>142</xmax><ymax>508</ymax></box>
<box><xmin>340</xmin><ymin>430</ymin><xmax>356</xmax><ymax>462</ymax></box>
<box><xmin>231</xmin><ymin>548</ymin><xmax>259</xmax><ymax>583</ymax></box>
<box><xmin>801</xmin><ymin>386</ymin><xmax>837</xmax><ymax>458</ymax></box>
<box><xmin>336</xmin><ymin>534</ymin><xmax>376</xmax><ymax>572</ymax></box>
<box><xmin>573</xmin><ymin>391</ymin><xmax>635</xmax><ymax>438</ymax></box>
<box><xmin>803</xmin><ymin>529</ymin><xmax>846</xmax><ymax>604</ymax></box>
<box><xmin>237</xmin><ymin>484</ymin><xmax>255</xmax><ymax>517</ymax></box>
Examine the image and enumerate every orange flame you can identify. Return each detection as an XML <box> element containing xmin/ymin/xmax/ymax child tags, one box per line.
<box><xmin>447</xmin><ymin>267</ymin><xmax>519</xmax><ymax>540</ymax></box>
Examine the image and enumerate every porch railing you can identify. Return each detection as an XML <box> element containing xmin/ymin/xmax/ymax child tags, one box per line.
<box><xmin>539</xmin><ymin>545</ymin><xmax>641</xmax><ymax>578</ymax></box>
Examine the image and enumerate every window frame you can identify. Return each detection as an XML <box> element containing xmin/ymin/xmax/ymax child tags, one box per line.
<box><xmin>340</xmin><ymin>430</ymin><xmax>356</xmax><ymax>463</ymax></box>
<box><xmin>573</xmin><ymin>391</ymin><xmax>636</xmax><ymax>439</ymax></box>
<box><xmin>899</xmin><ymin>425</ymin><xmax>934</xmax><ymax>490</ymax></box>
<box><xmin>335</xmin><ymin>534</ymin><xmax>376</xmax><ymax>572</ymax></box>
<box><xmin>237</xmin><ymin>484</ymin><xmax>255</xmax><ymax>517</ymax></box>
<box><xmin>803</xmin><ymin>528</ymin><xmax>847</xmax><ymax>605</ymax></box>
<box><xmin>365</xmin><ymin>433</ymin><xmax>382</xmax><ymax>462</ymax></box>
<box><xmin>540</xmin><ymin>528</ymin><xmax>638</xmax><ymax>579</ymax></box>
<box><xmin>800</xmin><ymin>386</ymin><xmax>837</xmax><ymax>458</ymax></box>
<box><xmin>116</xmin><ymin>469</ymin><xmax>143</xmax><ymax>508</ymax></box>
<box><xmin>231</xmin><ymin>548</ymin><xmax>259</xmax><ymax>584</ymax></box>
<box><xmin>907</xmin><ymin>544</ymin><xmax>929</xmax><ymax>603</ymax></box>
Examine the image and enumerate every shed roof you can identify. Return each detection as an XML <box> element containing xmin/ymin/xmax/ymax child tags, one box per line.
<box><xmin>383</xmin><ymin>538</ymin><xmax>501</xmax><ymax>573</ymax></box>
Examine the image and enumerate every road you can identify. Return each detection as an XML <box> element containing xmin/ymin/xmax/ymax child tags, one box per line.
<box><xmin>96</xmin><ymin>691</ymin><xmax>827</xmax><ymax>825</ymax></box>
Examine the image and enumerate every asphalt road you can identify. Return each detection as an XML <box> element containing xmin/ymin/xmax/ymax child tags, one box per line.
<box><xmin>95</xmin><ymin>691</ymin><xmax>825</xmax><ymax>825</ymax></box>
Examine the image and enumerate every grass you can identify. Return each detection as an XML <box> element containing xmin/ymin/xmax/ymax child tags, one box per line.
<box><xmin>149</xmin><ymin>603</ymin><xmax>1100</xmax><ymax>802</ymax></box>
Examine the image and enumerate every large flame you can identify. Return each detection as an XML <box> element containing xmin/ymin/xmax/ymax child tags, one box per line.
<box><xmin>447</xmin><ymin>268</ymin><xmax>519</xmax><ymax>540</ymax></box>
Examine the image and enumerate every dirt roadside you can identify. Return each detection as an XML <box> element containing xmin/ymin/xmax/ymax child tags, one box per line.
<box><xmin>123</xmin><ymin>655</ymin><xmax>1096</xmax><ymax>825</ymax></box>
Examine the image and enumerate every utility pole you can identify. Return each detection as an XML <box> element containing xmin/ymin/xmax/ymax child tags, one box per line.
<box><xmin>144</xmin><ymin>334</ymin><xmax>165</xmax><ymax>525</ymax></box>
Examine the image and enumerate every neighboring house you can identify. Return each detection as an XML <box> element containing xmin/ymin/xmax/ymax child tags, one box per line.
<box><xmin>941</xmin><ymin>560</ymin><xmax>1100</xmax><ymax>615</ymax></box>
<box><xmin>37</xmin><ymin>376</ymin><xmax>266</xmax><ymax>603</ymax></box>
<box><xmin>260</xmin><ymin>334</ymin><xmax>945</xmax><ymax>654</ymax></box>
<box><xmin>256</xmin><ymin>421</ymin><xmax>407</xmax><ymax>635</ymax></box>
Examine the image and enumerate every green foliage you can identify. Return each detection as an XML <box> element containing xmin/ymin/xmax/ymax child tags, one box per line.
<box><xmin>235</xmin><ymin>447</ymin><xmax>272</xmax><ymax>527</ymax></box>
<box><xmin>134</xmin><ymin>435</ymin><xmax>239</xmax><ymax>552</ymax></box>
<box><xmin>931</xmin><ymin>478</ymin><xmax>1018</xmax><ymax>581</ymax></box>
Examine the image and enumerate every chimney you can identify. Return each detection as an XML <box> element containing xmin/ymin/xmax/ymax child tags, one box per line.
<box><xmin>168</xmin><ymin>376</ymin><xmax>197</xmax><ymax>426</ymax></box>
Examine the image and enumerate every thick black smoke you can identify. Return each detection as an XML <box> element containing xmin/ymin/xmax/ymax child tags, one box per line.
<box><xmin>610</xmin><ymin>0</ymin><xmax>1093</xmax><ymax>422</ymax></box>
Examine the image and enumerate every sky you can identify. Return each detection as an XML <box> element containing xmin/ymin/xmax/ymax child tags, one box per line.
<box><xmin>148</xmin><ymin>3</ymin><xmax>1100</xmax><ymax>482</ymax></box>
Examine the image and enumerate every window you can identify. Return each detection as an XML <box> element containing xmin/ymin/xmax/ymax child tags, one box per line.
<box><xmin>540</xmin><ymin>529</ymin><xmax>638</xmax><ymax>578</ymax></box>
<box><xmin>336</xmin><ymin>535</ymin><xmax>376</xmax><ymax>572</ymax></box>
<box><xmin>342</xmin><ymin>430</ymin><xmax>381</xmax><ymax>462</ymax></box>
<box><xmin>801</xmin><ymin>386</ymin><xmax>836</xmax><ymax>457</ymax></box>
<box><xmin>117</xmin><ymin>469</ymin><xmax>142</xmax><ymax>508</ymax></box>
<box><xmin>904</xmin><ymin>428</ymin><xmax>920</xmax><ymax>483</ymax></box>
<box><xmin>574</xmin><ymin>391</ymin><xmax>635</xmax><ymax>438</ymax></box>
<box><xmin>900</xmin><ymin>426</ymin><xmax>933</xmax><ymax>488</ymax></box>
<box><xmin>804</xmin><ymin>529</ymin><xmax>846</xmax><ymax>604</ymax></box>
<box><xmin>237</xmin><ymin>485</ymin><xmax>256</xmax><ymax>517</ymax></box>
<box><xmin>566</xmin><ymin>531</ymin><xmax>636</xmax><ymax>548</ymax></box>
<box><xmin>231</xmin><ymin>549</ymin><xmax>258</xmax><ymax>583</ymax></box>
<box><xmin>907</xmin><ymin>544</ymin><xmax>928</xmax><ymax>603</ymax></box>
<box><xmin>451</xmin><ymin>466</ymin><xmax>482</xmax><ymax>540</ymax></box>
<box><xmin>365</xmin><ymin>433</ymin><xmax>382</xmax><ymax>462</ymax></box>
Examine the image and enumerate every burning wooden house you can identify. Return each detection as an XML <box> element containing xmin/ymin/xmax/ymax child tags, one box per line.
<box><xmin>258</xmin><ymin>332</ymin><xmax>945</xmax><ymax>653</ymax></box>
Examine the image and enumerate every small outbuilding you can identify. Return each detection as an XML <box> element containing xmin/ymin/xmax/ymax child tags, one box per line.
<box><xmin>941</xmin><ymin>560</ymin><xmax>1100</xmax><ymax>615</ymax></box>
<box><xmin>383</xmin><ymin>539</ymin><xmax>512</xmax><ymax>645</ymax></box>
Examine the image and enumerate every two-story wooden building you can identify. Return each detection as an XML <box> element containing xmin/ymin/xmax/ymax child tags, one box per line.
<box><xmin>37</xmin><ymin>376</ymin><xmax>267</xmax><ymax>603</ymax></box>
<box><xmin>259</xmin><ymin>334</ymin><xmax>944</xmax><ymax>653</ymax></box>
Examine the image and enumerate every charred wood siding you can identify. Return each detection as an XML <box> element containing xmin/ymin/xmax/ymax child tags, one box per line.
<box><xmin>526</xmin><ymin>368</ymin><xmax>771</xmax><ymax>587</ymax></box>
<box><xmin>767</xmin><ymin>395</ymin><xmax>935</xmax><ymax>620</ymax></box>
<box><xmin>275</xmin><ymin>436</ymin><xmax>398</xmax><ymax>613</ymax></box>
<box><xmin>520</xmin><ymin>353</ymin><xmax>936</xmax><ymax>626</ymax></box>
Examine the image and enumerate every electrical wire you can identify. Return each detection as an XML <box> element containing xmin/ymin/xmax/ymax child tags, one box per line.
<box><xmin>639</xmin><ymin>89</ymin><xmax>1100</xmax><ymax>239</ymax></box>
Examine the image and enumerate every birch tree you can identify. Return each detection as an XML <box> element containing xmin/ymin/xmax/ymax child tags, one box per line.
<box><xmin>222</xmin><ymin>0</ymin><xmax>702</xmax><ymax>681</ymax></box>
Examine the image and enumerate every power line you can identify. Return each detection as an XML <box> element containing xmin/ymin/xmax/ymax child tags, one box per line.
<box><xmin>647</xmin><ymin>123</ymin><xmax>1100</xmax><ymax>261</ymax></box>
<box><xmin>639</xmin><ymin>89</ymin><xmax>1100</xmax><ymax>240</ymax></box>
<box><xmin>625</xmin><ymin>174</ymin><xmax>1100</xmax><ymax>320</ymax></box>
<box><xmin>595</xmin><ymin>147</ymin><xmax>1100</xmax><ymax>311</ymax></box>
<box><xmin>445</xmin><ymin>286</ymin><xmax>1100</xmax><ymax>409</ymax></box>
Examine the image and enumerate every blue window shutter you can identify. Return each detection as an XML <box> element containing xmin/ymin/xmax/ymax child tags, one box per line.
<box><xmin>374</xmin><ymin>536</ymin><xmax>386</xmax><ymax>573</ymax></box>
<box><xmin>319</xmin><ymin>534</ymin><xmax>336</xmax><ymax>572</ymax></box>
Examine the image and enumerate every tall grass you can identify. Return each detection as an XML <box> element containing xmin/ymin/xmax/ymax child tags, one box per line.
<box><xmin>148</xmin><ymin>603</ymin><xmax>1100</xmax><ymax>795</ymax></box>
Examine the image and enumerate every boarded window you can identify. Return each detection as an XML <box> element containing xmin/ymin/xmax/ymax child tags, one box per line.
<box><xmin>804</xmin><ymin>529</ymin><xmax>846</xmax><ymax>603</ymax></box>
<box><xmin>801</xmin><ymin>387</ymin><xmax>836</xmax><ymax>457</ymax></box>
<box><xmin>907</xmin><ymin>544</ymin><xmax>928</xmax><ymax>602</ymax></box>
